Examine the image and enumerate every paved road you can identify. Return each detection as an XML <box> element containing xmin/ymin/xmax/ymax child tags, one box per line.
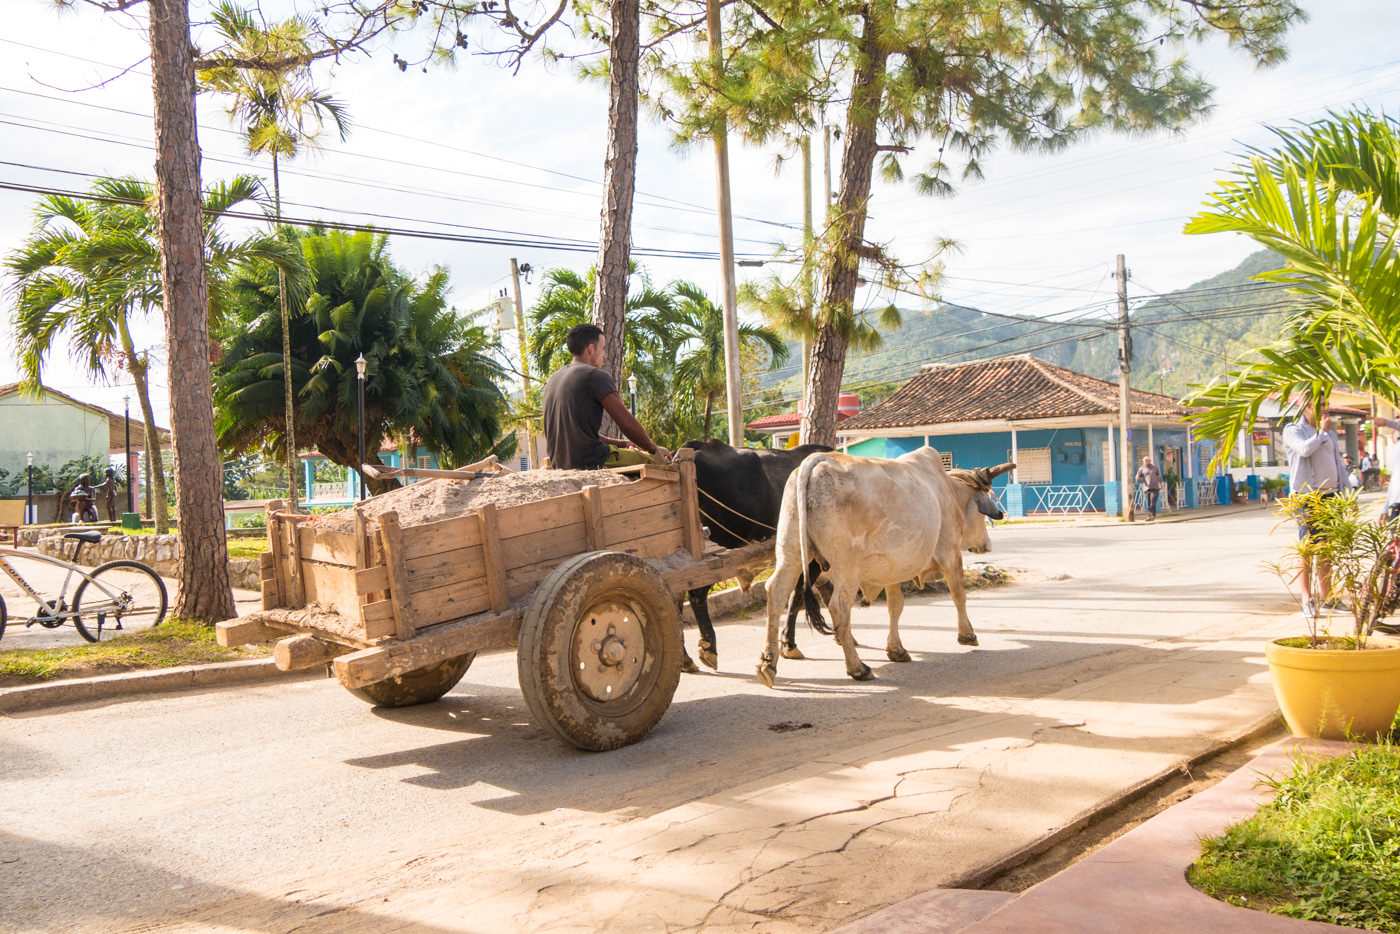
<box><xmin>2</xmin><ymin>507</ymin><xmax>1304</xmax><ymax>933</ymax></box>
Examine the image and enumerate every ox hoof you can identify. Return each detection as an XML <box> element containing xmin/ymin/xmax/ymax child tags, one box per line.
<box><xmin>681</xmin><ymin>653</ymin><xmax>700</xmax><ymax>674</ymax></box>
<box><xmin>849</xmin><ymin>664</ymin><xmax>874</xmax><ymax>682</ymax></box>
<box><xmin>698</xmin><ymin>646</ymin><xmax>718</xmax><ymax>671</ymax></box>
<box><xmin>757</xmin><ymin>664</ymin><xmax>777</xmax><ymax>688</ymax></box>
<box><xmin>957</xmin><ymin>633</ymin><xmax>979</xmax><ymax>647</ymax></box>
<box><xmin>887</xmin><ymin>647</ymin><xmax>911</xmax><ymax>663</ymax></box>
<box><xmin>781</xmin><ymin>646</ymin><xmax>806</xmax><ymax>660</ymax></box>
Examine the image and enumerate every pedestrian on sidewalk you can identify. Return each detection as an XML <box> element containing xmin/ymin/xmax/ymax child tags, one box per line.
<box><xmin>1284</xmin><ymin>393</ymin><xmax>1348</xmax><ymax>617</ymax></box>
<box><xmin>1134</xmin><ymin>455</ymin><xmax>1162</xmax><ymax>520</ymax></box>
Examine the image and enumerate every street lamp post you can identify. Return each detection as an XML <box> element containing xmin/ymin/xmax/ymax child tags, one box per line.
<box><xmin>628</xmin><ymin>373</ymin><xmax>638</xmax><ymax>414</ymax></box>
<box><xmin>25</xmin><ymin>452</ymin><xmax>33</xmax><ymax>525</ymax></box>
<box><xmin>355</xmin><ymin>354</ymin><xmax>368</xmax><ymax>501</ymax></box>
<box><xmin>123</xmin><ymin>394</ymin><xmax>134</xmax><ymax>514</ymax></box>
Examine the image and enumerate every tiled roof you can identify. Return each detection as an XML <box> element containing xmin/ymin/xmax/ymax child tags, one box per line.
<box><xmin>747</xmin><ymin>411</ymin><xmax>855</xmax><ymax>431</ymax></box>
<box><xmin>838</xmin><ymin>355</ymin><xmax>1194</xmax><ymax>432</ymax></box>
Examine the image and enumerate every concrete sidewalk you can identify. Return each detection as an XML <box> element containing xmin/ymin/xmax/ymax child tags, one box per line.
<box><xmin>838</xmin><ymin>738</ymin><xmax>1356</xmax><ymax>933</ymax></box>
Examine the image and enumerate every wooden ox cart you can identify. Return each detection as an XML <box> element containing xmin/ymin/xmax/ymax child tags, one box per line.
<box><xmin>215</xmin><ymin>449</ymin><xmax>769</xmax><ymax>751</ymax></box>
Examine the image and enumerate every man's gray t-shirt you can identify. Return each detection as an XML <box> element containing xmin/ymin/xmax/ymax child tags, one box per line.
<box><xmin>542</xmin><ymin>362</ymin><xmax>618</xmax><ymax>469</ymax></box>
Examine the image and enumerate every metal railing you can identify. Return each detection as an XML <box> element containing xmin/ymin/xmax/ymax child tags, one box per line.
<box><xmin>1133</xmin><ymin>484</ymin><xmax>1185</xmax><ymax>514</ymax></box>
<box><xmin>309</xmin><ymin>481</ymin><xmax>348</xmax><ymax>501</ymax></box>
<box><xmin>1023</xmin><ymin>483</ymin><xmax>1104</xmax><ymax>514</ymax></box>
<box><xmin>1196</xmin><ymin>479</ymin><xmax>1218</xmax><ymax>508</ymax></box>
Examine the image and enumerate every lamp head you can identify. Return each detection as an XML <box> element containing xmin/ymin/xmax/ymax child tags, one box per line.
<box><xmin>628</xmin><ymin>374</ymin><xmax>638</xmax><ymax>393</ymax></box>
<box><xmin>27</xmin><ymin>452</ymin><xmax>33</xmax><ymax>466</ymax></box>
<box><xmin>355</xmin><ymin>354</ymin><xmax>367</xmax><ymax>379</ymax></box>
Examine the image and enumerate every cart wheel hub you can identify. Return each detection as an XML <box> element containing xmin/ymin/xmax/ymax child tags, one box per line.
<box><xmin>573</xmin><ymin>601</ymin><xmax>645</xmax><ymax>702</ymax></box>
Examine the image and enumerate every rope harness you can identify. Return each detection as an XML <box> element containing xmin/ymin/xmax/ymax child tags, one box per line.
<box><xmin>696</xmin><ymin>487</ymin><xmax>775</xmax><ymax>547</ymax></box>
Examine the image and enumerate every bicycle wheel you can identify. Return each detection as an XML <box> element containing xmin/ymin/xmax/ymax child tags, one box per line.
<box><xmin>73</xmin><ymin>560</ymin><xmax>168</xmax><ymax>643</ymax></box>
<box><xmin>0</xmin><ymin>593</ymin><xmax>6</xmax><ymax>642</ymax></box>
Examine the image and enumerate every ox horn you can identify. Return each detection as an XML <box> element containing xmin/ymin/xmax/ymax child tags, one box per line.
<box><xmin>988</xmin><ymin>462</ymin><xmax>1016</xmax><ymax>479</ymax></box>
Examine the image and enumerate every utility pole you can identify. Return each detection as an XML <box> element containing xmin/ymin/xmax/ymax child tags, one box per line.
<box><xmin>800</xmin><ymin>135</ymin><xmax>814</xmax><ymax>398</ymax></box>
<box><xmin>1116</xmin><ymin>254</ymin><xmax>1134</xmax><ymax>522</ymax></box>
<box><xmin>706</xmin><ymin>0</ymin><xmax>745</xmax><ymax>447</ymax></box>
<box><xmin>510</xmin><ymin>258</ymin><xmax>537</xmax><ymax>468</ymax></box>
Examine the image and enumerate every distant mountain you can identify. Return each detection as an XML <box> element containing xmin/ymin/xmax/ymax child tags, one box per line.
<box><xmin>759</xmin><ymin>249</ymin><xmax>1293</xmax><ymax>405</ymax></box>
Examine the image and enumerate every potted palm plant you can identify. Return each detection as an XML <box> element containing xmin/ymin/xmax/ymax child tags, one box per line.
<box><xmin>1266</xmin><ymin>490</ymin><xmax>1400</xmax><ymax>739</ymax></box>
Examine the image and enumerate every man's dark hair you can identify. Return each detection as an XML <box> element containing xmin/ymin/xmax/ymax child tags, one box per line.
<box><xmin>566</xmin><ymin>323</ymin><xmax>604</xmax><ymax>357</ymax></box>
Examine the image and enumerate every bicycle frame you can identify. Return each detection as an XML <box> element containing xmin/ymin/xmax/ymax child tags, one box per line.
<box><xmin>0</xmin><ymin>546</ymin><xmax>129</xmax><ymax>625</ymax></box>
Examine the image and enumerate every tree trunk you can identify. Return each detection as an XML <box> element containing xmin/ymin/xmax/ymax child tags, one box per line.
<box><xmin>125</xmin><ymin>349</ymin><xmax>169</xmax><ymax>533</ymax></box>
<box><xmin>801</xmin><ymin>9</ymin><xmax>888</xmax><ymax>448</ymax></box>
<box><xmin>272</xmin><ymin>154</ymin><xmax>299</xmax><ymax>512</ymax></box>
<box><xmin>592</xmin><ymin>0</ymin><xmax>640</xmax><ymax>436</ymax></box>
<box><xmin>702</xmin><ymin>390</ymin><xmax>717</xmax><ymax>439</ymax></box>
<box><xmin>149</xmin><ymin>0</ymin><xmax>236</xmax><ymax>623</ymax></box>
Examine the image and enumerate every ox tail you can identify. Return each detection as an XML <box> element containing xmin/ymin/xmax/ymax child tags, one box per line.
<box><xmin>795</xmin><ymin>452</ymin><xmax>824</xmax><ymax>593</ymax></box>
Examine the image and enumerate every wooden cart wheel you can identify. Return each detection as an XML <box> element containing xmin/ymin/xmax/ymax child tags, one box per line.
<box><xmin>517</xmin><ymin>551</ymin><xmax>682</xmax><ymax>751</ymax></box>
<box><xmin>345</xmin><ymin>652</ymin><xmax>476</xmax><ymax>708</ymax></box>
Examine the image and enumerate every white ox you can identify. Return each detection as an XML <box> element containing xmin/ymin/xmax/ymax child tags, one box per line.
<box><xmin>757</xmin><ymin>448</ymin><xmax>1014</xmax><ymax>687</ymax></box>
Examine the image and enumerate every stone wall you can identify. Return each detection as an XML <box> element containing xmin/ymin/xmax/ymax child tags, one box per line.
<box><xmin>35</xmin><ymin>533</ymin><xmax>262</xmax><ymax>591</ymax></box>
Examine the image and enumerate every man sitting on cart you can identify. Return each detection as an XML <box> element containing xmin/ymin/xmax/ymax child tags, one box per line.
<box><xmin>542</xmin><ymin>324</ymin><xmax>671</xmax><ymax>470</ymax></box>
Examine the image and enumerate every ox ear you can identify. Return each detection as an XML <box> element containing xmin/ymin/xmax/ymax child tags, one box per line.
<box><xmin>989</xmin><ymin>462</ymin><xmax>1016</xmax><ymax>480</ymax></box>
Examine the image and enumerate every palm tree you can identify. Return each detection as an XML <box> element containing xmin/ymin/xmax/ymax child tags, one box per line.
<box><xmin>5</xmin><ymin>174</ymin><xmax>290</xmax><ymax>533</ymax></box>
<box><xmin>670</xmin><ymin>281</ymin><xmax>788</xmax><ymax>438</ymax></box>
<box><xmin>200</xmin><ymin>0</ymin><xmax>351</xmax><ymax>511</ymax></box>
<box><xmin>214</xmin><ymin>229</ymin><xmax>511</xmax><ymax>495</ymax></box>
<box><xmin>1183</xmin><ymin>108</ymin><xmax>1400</xmax><ymax>465</ymax></box>
<box><xmin>527</xmin><ymin>264</ymin><xmax>676</xmax><ymax>391</ymax></box>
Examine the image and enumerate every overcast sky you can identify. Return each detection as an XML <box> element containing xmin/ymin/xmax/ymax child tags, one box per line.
<box><xmin>2</xmin><ymin>0</ymin><xmax>1397</xmax><ymax>427</ymax></box>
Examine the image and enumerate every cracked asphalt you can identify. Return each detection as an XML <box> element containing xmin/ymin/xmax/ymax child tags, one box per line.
<box><xmin>2</xmin><ymin>506</ymin><xmax>1304</xmax><ymax>933</ymax></box>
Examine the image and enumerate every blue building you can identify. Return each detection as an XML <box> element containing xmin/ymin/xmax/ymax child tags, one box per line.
<box><xmin>301</xmin><ymin>443</ymin><xmax>442</xmax><ymax>506</ymax></box>
<box><xmin>834</xmin><ymin>355</ymin><xmax>1223</xmax><ymax>516</ymax></box>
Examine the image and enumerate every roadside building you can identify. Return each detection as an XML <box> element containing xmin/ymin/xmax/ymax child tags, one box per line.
<box><xmin>830</xmin><ymin>355</ymin><xmax>1221</xmax><ymax>516</ymax></box>
<box><xmin>0</xmin><ymin>383</ymin><xmax>170</xmax><ymax>522</ymax></box>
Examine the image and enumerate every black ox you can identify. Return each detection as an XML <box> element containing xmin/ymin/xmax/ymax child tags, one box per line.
<box><xmin>681</xmin><ymin>439</ymin><xmax>831</xmax><ymax>671</ymax></box>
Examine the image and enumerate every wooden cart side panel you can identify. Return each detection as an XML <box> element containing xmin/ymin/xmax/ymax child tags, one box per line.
<box><xmin>401</xmin><ymin>514</ymin><xmax>481</xmax><ymax>563</ymax></box>
<box><xmin>594</xmin><ymin>477</ymin><xmax>679</xmax><ymax>515</ymax></box>
<box><xmin>601</xmin><ymin>500</ymin><xmax>682</xmax><ymax>550</ymax></box>
<box><xmin>296</xmin><ymin>526</ymin><xmax>359</xmax><ymax>567</ymax></box>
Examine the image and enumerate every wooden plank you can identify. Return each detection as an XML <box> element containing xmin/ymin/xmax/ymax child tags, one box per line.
<box><xmin>678</xmin><ymin>458</ymin><xmax>704</xmax><ymax>558</ymax></box>
<box><xmin>655</xmin><ymin>541</ymin><xmax>774</xmax><ymax>594</ymax></box>
<box><xmin>297</xmin><ymin>526</ymin><xmax>358</xmax><ymax>567</ymax></box>
<box><xmin>377</xmin><ymin>511</ymin><xmax>416</xmax><ymax>639</ymax></box>
<box><xmin>580</xmin><ymin>485</ymin><xmax>605</xmax><ymax>551</ymax></box>
<box><xmin>302</xmin><ymin>563</ymin><xmax>361</xmax><ymax>617</ymax></box>
<box><xmin>478</xmin><ymin>502</ymin><xmax>510</xmax><ymax>614</ymax></box>
<box><xmin>609</xmin><ymin>527</ymin><xmax>685</xmax><ymax>560</ymax></box>
<box><xmin>333</xmin><ymin>609</ymin><xmax>521</xmax><ymax>689</ymax></box>
<box><xmin>259</xmin><ymin>552</ymin><xmax>275</xmax><ymax>572</ymax></box>
<box><xmin>394</xmin><ymin>576</ymin><xmax>492</xmax><ymax>627</ymax></box>
<box><xmin>595</xmin><ymin>477</ymin><xmax>679</xmax><ymax>515</ymax></box>
<box><xmin>353</xmin><ymin>507</ymin><xmax>367</xmax><ymax>570</ymax></box>
<box><xmin>603</xmin><ymin>501</ymin><xmax>682</xmax><ymax>548</ymax></box>
<box><xmin>400</xmin><ymin>514</ymin><xmax>481</xmax><ymax>562</ymax></box>
<box><xmin>496</xmin><ymin>492</ymin><xmax>585</xmax><ymax>540</ymax></box>
<box><xmin>355</xmin><ymin>565</ymin><xmax>390</xmax><ymax>595</ymax></box>
<box><xmin>265</xmin><ymin>500</ymin><xmax>287</xmax><ymax>609</ymax></box>
<box><xmin>360</xmin><ymin>599</ymin><xmax>399</xmax><ymax>641</ymax></box>
<box><xmin>215</xmin><ymin>617</ymin><xmax>283</xmax><ymax>647</ymax></box>
<box><xmin>285</xmin><ymin>515</ymin><xmax>306</xmax><ymax>607</ymax></box>
<box><xmin>235</xmin><ymin>606</ymin><xmax>375</xmax><ymax>649</ymax></box>
<box><xmin>502</xmin><ymin>522</ymin><xmax>590</xmax><ymax>573</ymax></box>
<box><xmin>639</xmin><ymin>464</ymin><xmax>679</xmax><ymax>483</ymax></box>
<box><xmin>274</xmin><ymin>634</ymin><xmax>355</xmax><ymax>671</ymax></box>
<box><xmin>405</xmin><ymin>544</ymin><xmax>485</xmax><ymax>593</ymax></box>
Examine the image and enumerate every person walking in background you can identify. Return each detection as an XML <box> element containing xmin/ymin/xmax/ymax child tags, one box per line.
<box><xmin>1284</xmin><ymin>394</ymin><xmax>1348</xmax><ymax>618</ymax></box>
<box><xmin>1134</xmin><ymin>455</ymin><xmax>1163</xmax><ymax>521</ymax></box>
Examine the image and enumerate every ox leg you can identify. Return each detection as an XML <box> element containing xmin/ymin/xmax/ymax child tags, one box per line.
<box><xmin>758</xmin><ymin>559</ymin><xmax>803</xmax><ymax>688</ymax></box>
<box><xmin>829</xmin><ymin>576</ymin><xmax>872</xmax><ymax>681</ymax></box>
<box><xmin>687</xmin><ymin>586</ymin><xmax>720</xmax><ymax>670</ymax></box>
<box><xmin>784</xmin><ymin>585</ymin><xmax>806</xmax><ymax>663</ymax></box>
<box><xmin>885</xmin><ymin>585</ymin><xmax>911</xmax><ymax>662</ymax></box>
<box><xmin>943</xmin><ymin>554</ymin><xmax>979</xmax><ymax>646</ymax></box>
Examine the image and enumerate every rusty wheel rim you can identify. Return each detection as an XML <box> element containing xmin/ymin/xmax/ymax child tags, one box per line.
<box><xmin>570</xmin><ymin>599</ymin><xmax>647</xmax><ymax>703</ymax></box>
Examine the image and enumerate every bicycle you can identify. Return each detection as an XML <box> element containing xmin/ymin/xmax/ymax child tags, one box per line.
<box><xmin>0</xmin><ymin>530</ymin><xmax>168</xmax><ymax>643</ymax></box>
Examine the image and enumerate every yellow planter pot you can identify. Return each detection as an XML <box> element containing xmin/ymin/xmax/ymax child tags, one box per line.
<box><xmin>1265</xmin><ymin>636</ymin><xmax>1400</xmax><ymax>740</ymax></box>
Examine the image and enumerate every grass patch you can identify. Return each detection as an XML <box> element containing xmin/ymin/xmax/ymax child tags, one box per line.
<box><xmin>0</xmin><ymin>617</ymin><xmax>273</xmax><ymax>685</ymax></box>
<box><xmin>226</xmin><ymin>539</ymin><xmax>269</xmax><ymax>559</ymax></box>
<box><xmin>1188</xmin><ymin>741</ymin><xmax>1400</xmax><ymax>932</ymax></box>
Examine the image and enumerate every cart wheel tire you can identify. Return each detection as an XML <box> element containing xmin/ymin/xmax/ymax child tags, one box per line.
<box><xmin>345</xmin><ymin>652</ymin><xmax>476</xmax><ymax>708</ymax></box>
<box><xmin>518</xmin><ymin>551</ymin><xmax>682</xmax><ymax>751</ymax></box>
